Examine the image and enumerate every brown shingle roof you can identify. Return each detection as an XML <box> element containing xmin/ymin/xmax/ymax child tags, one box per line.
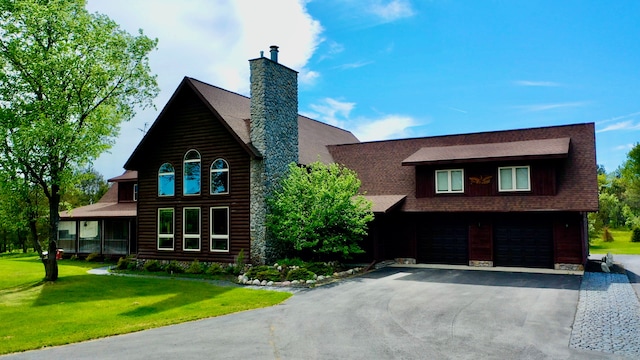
<box><xmin>125</xmin><ymin>77</ymin><xmax>359</xmax><ymax>168</ymax></box>
<box><xmin>402</xmin><ymin>137</ymin><xmax>570</xmax><ymax>165</ymax></box>
<box><xmin>108</xmin><ymin>170</ymin><xmax>138</xmax><ymax>182</ymax></box>
<box><xmin>329</xmin><ymin>123</ymin><xmax>598</xmax><ymax>213</ymax></box>
<box><xmin>363</xmin><ymin>195</ymin><xmax>407</xmax><ymax>213</ymax></box>
<box><xmin>60</xmin><ymin>183</ymin><xmax>136</xmax><ymax>219</ymax></box>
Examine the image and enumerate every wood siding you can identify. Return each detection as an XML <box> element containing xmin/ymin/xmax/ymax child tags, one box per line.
<box><xmin>118</xmin><ymin>182</ymin><xmax>136</xmax><ymax>202</ymax></box>
<box><xmin>416</xmin><ymin>160</ymin><xmax>560</xmax><ymax>198</ymax></box>
<box><xmin>134</xmin><ymin>86</ymin><xmax>252</xmax><ymax>263</ymax></box>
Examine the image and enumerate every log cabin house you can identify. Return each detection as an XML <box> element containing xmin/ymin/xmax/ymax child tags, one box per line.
<box><xmin>60</xmin><ymin>46</ymin><xmax>598</xmax><ymax>270</ymax></box>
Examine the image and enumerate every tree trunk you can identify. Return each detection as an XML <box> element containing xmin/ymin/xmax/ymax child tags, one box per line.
<box><xmin>44</xmin><ymin>183</ymin><xmax>60</xmax><ymax>282</ymax></box>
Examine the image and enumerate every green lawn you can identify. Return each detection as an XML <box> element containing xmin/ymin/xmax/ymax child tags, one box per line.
<box><xmin>590</xmin><ymin>228</ymin><xmax>640</xmax><ymax>255</ymax></box>
<box><xmin>0</xmin><ymin>255</ymin><xmax>291</xmax><ymax>355</ymax></box>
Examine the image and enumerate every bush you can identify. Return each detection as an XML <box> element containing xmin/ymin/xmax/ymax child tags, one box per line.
<box><xmin>276</xmin><ymin>257</ymin><xmax>305</xmax><ymax>267</ymax></box>
<box><xmin>186</xmin><ymin>259</ymin><xmax>204</xmax><ymax>274</ymax></box>
<box><xmin>85</xmin><ymin>252</ymin><xmax>101</xmax><ymax>262</ymax></box>
<box><xmin>206</xmin><ymin>263</ymin><xmax>225</xmax><ymax>275</ymax></box>
<box><xmin>602</xmin><ymin>227</ymin><xmax>615</xmax><ymax>242</ymax></box>
<box><xmin>255</xmin><ymin>268</ymin><xmax>283</xmax><ymax>282</ymax></box>
<box><xmin>245</xmin><ymin>265</ymin><xmax>272</xmax><ymax>279</ymax></box>
<box><xmin>115</xmin><ymin>257</ymin><xmax>130</xmax><ymax>270</ymax></box>
<box><xmin>143</xmin><ymin>259</ymin><xmax>162</xmax><ymax>272</ymax></box>
<box><xmin>632</xmin><ymin>228</ymin><xmax>640</xmax><ymax>243</ymax></box>
<box><xmin>304</xmin><ymin>262</ymin><xmax>334</xmax><ymax>276</ymax></box>
<box><xmin>164</xmin><ymin>260</ymin><xmax>184</xmax><ymax>274</ymax></box>
<box><xmin>286</xmin><ymin>268</ymin><xmax>315</xmax><ymax>281</ymax></box>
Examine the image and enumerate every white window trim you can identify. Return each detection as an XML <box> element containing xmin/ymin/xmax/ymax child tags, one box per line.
<box><xmin>183</xmin><ymin>207</ymin><xmax>201</xmax><ymax>252</ymax></box>
<box><xmin>133</xmin><ymin>183</ymin><xmax>138</xmax><ymax>201</ymax></box>
<box><xmin>183</xmin><ymin>149</ymin><xmax>201</xmax><ymax>196</ymax></box>
<box><xmin>210</xmin><ymin>206</ymin><xmax>229</xmax><ymax>252</ymax></box>
<box><xmin>498</xmin><ymin>166</ymin><xmax>531</xmax><ymax>192</ymax></box>
<box><xmin>210</xmin><ymin>158</ymin><xmax>229</xmax><ymax>195</ymax></box>
<box><xmin>157</xmin><ymin>208</ymin><xmax>175</xmax><ymax>251</ymax></box>
<box><xmin>435</xmin><ymin>169</ymin><xmax>465</xmax><ymax>194</ymax></box>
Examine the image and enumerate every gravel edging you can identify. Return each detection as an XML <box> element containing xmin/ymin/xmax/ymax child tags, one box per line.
<box><xmin>570</xmin><ymin>272</ymin><xmax>640</xmax><ymax>356</ymax></box>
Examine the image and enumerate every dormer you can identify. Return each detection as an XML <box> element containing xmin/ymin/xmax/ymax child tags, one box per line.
<box><xmin>107</xmin><ymin>170</ymin><xmax>138</xmax><ymax>203</ymax></box>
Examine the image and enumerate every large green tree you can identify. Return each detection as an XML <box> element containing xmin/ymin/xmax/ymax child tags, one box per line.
<box><xmin>267</xmin><ymin>162</ymin><xmax>374</xmax><ymax>261</ymax></box>
<box><xmin>0</xmin><ymin>0</ymin><xmax>158</xmax><ymax>280</ymax></box>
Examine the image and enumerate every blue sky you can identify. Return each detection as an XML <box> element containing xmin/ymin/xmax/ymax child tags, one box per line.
<box><xmin>87</xmin><ymin>0</ymin><xmax>640</xmax><ymax>179</ymax></box>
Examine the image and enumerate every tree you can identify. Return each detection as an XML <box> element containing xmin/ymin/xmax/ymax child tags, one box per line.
<box><xmin>61</xmin><ymin>167</ymin><xmax>109</xmax><ymax>209</ymax></box>
<box><xmin>267</xmin><ymin>162</ymin><xmax>374</xmax><ymax>261</ymax></box>
<box><xmin>0</xmin><ymin>0</ymin><xmax>158</xmax><ymax>280</ymax></box>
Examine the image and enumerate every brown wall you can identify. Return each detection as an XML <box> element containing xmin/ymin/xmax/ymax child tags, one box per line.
<box><xmin>118</xmin><ymin>182</ymin><xmax>136</xmax><ymax>202</ymax></box>
<box><xmin>134</xmin><ymin>87</ymin><xmax>251</xmax><ymax>263</ymax></box>
<box><xmin>416</xmin><ymin>159</ymin><xmax>560</xmax><ymax>198</ymax></box>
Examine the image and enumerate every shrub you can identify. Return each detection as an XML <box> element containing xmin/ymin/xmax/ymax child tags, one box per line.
<box><xmin>602</xmin><ymin>227</ymin><xmax>615</xmax><ymax>242</ymax></box>
<box><xmin>164</xmin><ymin>260</ymin><xmax>184</xmax><ymax>274</ymax></box>
<box><xmin>255</xmin><ymin>269</ymin><xmax>283</xmax><ymax>282</ymax></box>
<box><xmin>115</xmin><ymin>257</ymin><xmax>130</xmax><ymax>270</ymax></box>
<box><xmin>206</xmin><ymin>263</ymin><xmax>225</xmax><ymax>275</ymax></box>
<box><xmin>143</xmin><ymin>259</ymin><xmax>162</xmax><ymax>272</ymax></box>
<box><xmin>85</xmin><ymin>252</ymin><xmax>101</xmax><ymax>262</ymax></box>
<box><xmin>286</xmin><ymin>268</ymin><xmax>315</xmax><ymax>281</ymax></box>
<box><xmin>277</xmin><ymin>257</ymin><xmax>305</xmax><ymax>267</ymax></box>
<box><xmin>304</xmin><ymin>262</ymin><xmax>334</xmax><ymax>276</ymax></box>
<box><xmin>245</xmin><ymin>265</ymin><xmax>272</xmax><ymax>279</ymax></box>
<box><xmin>632</xmin><ymin>228</ymin><xmax>640</xmax><ymax>243</ymax></box>
<box><xmin>186</xmin><ymin>259</ymin><xmax>204</xmax><ymax>274</ymax></box>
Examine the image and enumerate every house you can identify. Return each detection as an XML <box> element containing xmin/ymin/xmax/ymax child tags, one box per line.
<box><xmin>61</xmin><ymin>46</ymin><xmax>598</xmax><ymax>270</ymax></box>
<box><xmin>58</xmin><ymin>170</ymin><xmax>138</xmax><ymax>256</ymax></box>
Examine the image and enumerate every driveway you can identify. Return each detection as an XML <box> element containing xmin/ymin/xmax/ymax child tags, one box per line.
<box><xmin>2</xmin><ymin>267</ymin><xmax>633</xmax><ymax>360</ymax></box>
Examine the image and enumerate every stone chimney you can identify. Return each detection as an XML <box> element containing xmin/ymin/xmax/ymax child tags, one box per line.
<box><xmin>249</xmin><ymin>46</ymin><xmax>299</xmax><ymax>264</ymax></box>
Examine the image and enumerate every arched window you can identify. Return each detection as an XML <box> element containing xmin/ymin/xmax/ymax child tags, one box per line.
<box><xmin>210</xmin><ymin>159</ymin><xmax>229</xmax><ymax>194</ymax></box>
<box><xmin>158</xmin><ymin>163</ymin><xmax>175</xmax><ymax>196</ymax></box>
<box><xmin>183</xmin><ymin>150</ymin><xmax>201</xmax><ymax>195</ymax></box>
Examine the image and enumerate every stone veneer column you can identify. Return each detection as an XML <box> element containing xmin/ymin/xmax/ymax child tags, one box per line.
<box><xmin>249</xmin><ymin>48</ymin><xmax>298</xmax><ymax>265</ymax></box>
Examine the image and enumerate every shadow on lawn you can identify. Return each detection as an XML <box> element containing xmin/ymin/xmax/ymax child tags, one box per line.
<box><xmin>32</xmin><ymin>273</ymin><xmax>235</xmax><ymax>317</ymax></box>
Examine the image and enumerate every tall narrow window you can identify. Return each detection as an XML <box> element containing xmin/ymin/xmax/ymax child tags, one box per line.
<box><xmin>183</xmin><ymin>150</ymin><xmax>201</xmax><ymax>195</ymax></box>
<box><xmin>498</xmin><ymin>166</ymin><xmax>530</xmax><ymax>192</ymax></box>
<box><xmin>210</xmin><ymin>207</ymin><xmax>229</xmax><ymax>252</ymax></box>
<box><xmin>435</xmin><ymin>169</ymin><xmax>464</xmax><ymax>193</ymax></box>
<box><xmin>158</xmin><ymin>208</ymin><xmax>175</xmax><ymax>250</ymax></box>
<box><xmin>183</xmin><ymin>207</ymin><xmax>201</xmax><ymax>251</ymax></box>
<box><xmin>133</xmin><ymin>183</ymin><xmax>138</xmax><ymax>201</ymax></box>
<box><xmin>210</xmin><ymin>159</ymin><xmax>229</xmax><ymax>194</ymax></box>
<box><xmin>158</xmin><ymin>163</ymin><xmax>175</xmax><ymax>196</ymax></box>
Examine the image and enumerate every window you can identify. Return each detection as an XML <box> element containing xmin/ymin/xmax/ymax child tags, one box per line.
<box><xmin>183</xmin><ymin>150</ymin><xmax>201</xmax><ymax>195</ymax></box>
<box><xmin>133</xmin><ymin>183</ymin><xmax>138</xmax><ymax>201</ymax></box>
<box><xmin>499</xmin><ymin>166</ymin><xmax>530</xmax><ymax>192</ymax></box>
<box><xmin>210</xmin><ymin>159</ymin><xmax>229</xmax><ymax>194</ymax></box>
<box><xmin>79</xmin><ymin>221</ymin><xmax>100</xmax><ymax>253</ymax></box>
<box><xmin>183</xmin><ymin>207</ymin><xmax>201</xmax><ymax>251</ymax></box>
<box><xmin>435</xmin><ymin>169</ymin><xmax>464</xmax><ymax>193</ymax></box>
<box><xmin>57</xmin><ymin>221</ymin><xmax>77</xmax><ymax>253</ymax></box>
<box><xmin>158</xmin><ymin>163</ymin><xmax>175</xmax><ymax>196</ymax></box>
<box><xmin>158</xmin><ymin>208</ymin><xmax>175</xmax><ymax>250</ymax></box>
<box><xmin>210</xmin><ymin>207</ymin><xmax>229</xmax><ymax>252</ymax></box>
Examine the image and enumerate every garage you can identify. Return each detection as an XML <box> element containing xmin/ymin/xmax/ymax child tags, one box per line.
<box><xmin>417</xmin><ymin>221</ymin><xmax>469</xmax><ymax>265</ymax></box>
<box><xmin>494</xmin><ymin>221</ymin><xmax>553</xmax><ymax>268</ymax></box>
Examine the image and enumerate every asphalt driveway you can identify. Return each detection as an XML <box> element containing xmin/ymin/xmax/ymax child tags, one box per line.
<box><xmin>3</xmin><ymin>267</ymin><xmax>632</xmax><ymax>360</ymax></box>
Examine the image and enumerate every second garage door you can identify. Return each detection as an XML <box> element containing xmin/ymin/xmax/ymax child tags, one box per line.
<box><xmin>494</xmin><ymin>221</ymin><xmax>553</xmax><ymax>268</ymax></box>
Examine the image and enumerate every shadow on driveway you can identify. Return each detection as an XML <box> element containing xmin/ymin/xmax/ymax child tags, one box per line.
<box><xmin>358</xmin><ymin>266</ymin><xmax>582</xmax><ymax>290</ymax></box>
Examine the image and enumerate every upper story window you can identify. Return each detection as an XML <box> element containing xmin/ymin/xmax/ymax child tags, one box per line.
<box><xmin>498</xmin><ymin>166</ymin><xmax>530</xmax><ymax>192</ymax></box>
<box><xmin>183</xmin><ymin>150</ymin><xmax>201</xmax><ymax>195</ymax></box>
<box><xmin>158</xmin><ymin>163</ymin><xmax>175</xmax><ymax>196</ymax></box>
<box><xmin>435</xmin><ymin>169</ymin><xmax>464</xmax><ymax>194</ymax></box>
<box><xmin>210</xmin><ymin>159</ymin><xmax>229</xmax><ymax>195</ymax></box>
<box><xmin>133</xmin><ymin>183</ymin><xmax>138</xmax><ymax>201</ymax></box>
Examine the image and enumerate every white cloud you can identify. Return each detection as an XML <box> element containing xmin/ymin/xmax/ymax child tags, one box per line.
<box><xmin>614</xmin><ymin>144</ymin><xmax>635</xmax><ymax>151</ymax></box>
<box><xmin>335</xmin><ymin>61</ymin><xmax>374</xmax><ymax>70</ymax></box>
<box><xmin>596</xmin><ymin>111</ymin><xmax>640</xmax><ymax>126</ymax></box>
<box><xmin>514</xmin><ymin>80</ymin><xmax>561</xmax><ymax>87</ymax></box>
<box><xmin>86</xmin><ymin>0</ymin><xmax>324</xmax><ymax>178</ymax></box>
<box><xmin>514</xmin><ymin>101</ymin><xmax>588</xmax><ymax>112</ymax></box>
<box><xmin>369</xmin><ymin>0</ymin><xmax>416</xmax><ymax>22</ymax></box>
<box><xmin>306</xmin><ymin>97</ymin><xmax>418</xmax><ymax>141</ymax></box>
<box><xmin>596</xmin><ymin>121</ymin><xmax>640</xmax><ymax>133</ymax></box>
<box><xmin>353</xmin><ymin>115</ymin><xmax>417</xmax><ymax>141</ymax></box>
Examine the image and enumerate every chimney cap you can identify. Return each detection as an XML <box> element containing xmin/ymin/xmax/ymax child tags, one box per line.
<box><xmin>270</xmin><ymin>45</ymin><xmax>279</xmax><ymax>62</ymax></box>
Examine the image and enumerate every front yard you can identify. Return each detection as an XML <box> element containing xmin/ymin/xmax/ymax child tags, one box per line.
<box><xmin>0</xmin><ymin>255</ymin><xmax>290</xmax><ymax>355</ymax></box>
<box><xmin>590</xmin><ymin>228</ymin><xmax>640</xmax><ymax>255</ymax></box>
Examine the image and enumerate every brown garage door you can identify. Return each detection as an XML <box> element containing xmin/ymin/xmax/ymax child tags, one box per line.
<box><xmin>418</xmin><ymin>222</ymin><xmax>469</xmax><ymax>265</ymax></box>
<box><xmin>494</xmin><ymin>221</ymin><xmax>553</xmax><ymax>268</ymax></box>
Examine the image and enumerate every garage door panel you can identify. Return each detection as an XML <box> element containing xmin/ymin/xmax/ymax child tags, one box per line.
<box><xmin>494</xmin><ymin>222</ymin><xmax>553</xmax><ymax>268</ymax></box>
<box><xmin>418</xmin><ymin>222</ymin><xmax>468</xmax><ymax>265</ymax></box>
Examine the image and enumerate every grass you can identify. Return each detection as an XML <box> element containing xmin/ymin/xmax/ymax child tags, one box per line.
<box><xmin>0</xmin><ymin>255</ymin><xmax>291</xmax><ymax>355</ymax></box>
<box><xmin>590</xmin><ymin>228</ymin><xmax>640</xmax><ymax>255</ymax></box>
